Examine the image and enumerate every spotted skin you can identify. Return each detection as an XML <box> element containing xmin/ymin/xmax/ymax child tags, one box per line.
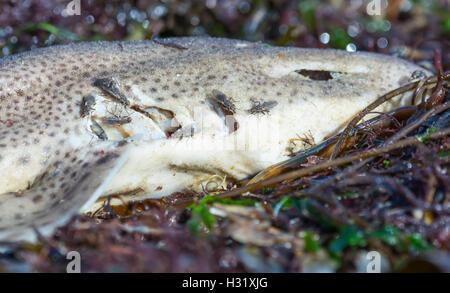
<box><xmin>0</xmin><ymin>37</ymin><xmax>428</xmax><ymax>240</ymax></box>
<box><xmin>0</xmin><ymin>142</ymin><xmax>129</xmax><ymax>241</ymax></box>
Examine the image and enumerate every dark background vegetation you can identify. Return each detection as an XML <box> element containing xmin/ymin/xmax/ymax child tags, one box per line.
<box><xmin>0</xmin><ymin>0</ymin><xmax>449</xmax><ymax>273</ymax></box>
<box><xmin>0</xmin><ymin>0</ymin><xmax>449</xmax><ymax>59</ymax></box>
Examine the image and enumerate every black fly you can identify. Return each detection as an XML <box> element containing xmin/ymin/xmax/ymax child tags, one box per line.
<box><xmin>94</xmin><ymin>77</ymin><xmax>130</xmax><ymax>106</ymax></box>
<box><xmin>210</xmin><ymin>90</ymin><xmax>237</xmax><ymax>114</ymax></box>
<box><xmin>102</xmin><ymin>104</ymin><xmax>132</xmax><ymax>125</ymax></box>
<box><xmin>248</xmin><ymin>100</ymin><xmax>278</xmax><ymax>115</ymax></box>
<box><xmin>102</xmin><ymin>116</ymin><xmax>132</xmax><ymax>125</ymax></box>
<box><xmin>80</xmin><ymin>95</ymin><xmax>96</xmax><ymax>117</ymax></box>
<box><xmin>90</xmin><ymin>119</ymin><xmax>108</xmax><ymax>140</ymax></box>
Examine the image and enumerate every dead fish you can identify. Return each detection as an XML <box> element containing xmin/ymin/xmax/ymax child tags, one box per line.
<box><xmin>0</xmin><ymin>37</ymin><xmax>429</xmax><ymax>241</ymax></box>
<box><xmin>94</xmin><ymin>77</ymin><xmax>130</xmax><ymax>106</ymax></box>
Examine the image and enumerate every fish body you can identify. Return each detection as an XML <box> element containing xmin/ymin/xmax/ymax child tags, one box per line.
<box><xmin>0</xmin><ymin>37</ymin><xmax>427</xmax><ymax>240</ymax></box>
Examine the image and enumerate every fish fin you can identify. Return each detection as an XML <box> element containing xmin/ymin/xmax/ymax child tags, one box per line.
<box><xmin>0</xmin><ymin>141</ymin><xmax>130</xmax><ymax>242</ymax></box>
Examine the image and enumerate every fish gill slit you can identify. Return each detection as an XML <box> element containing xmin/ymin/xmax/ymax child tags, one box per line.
<box><xmin>295</xmin><ymin>69</ymin><xmax>346</xmax><ymax>81</ymax></box>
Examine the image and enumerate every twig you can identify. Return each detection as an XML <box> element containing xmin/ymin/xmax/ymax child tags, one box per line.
<box><xmin>330</xmin><ymin>72</ymin><xmax>450</xmax><ymax>159</ymax></box>
<box><xmin>433</xmin><ymin>49</ymin><xmax>443</xmax><ymax>82</ymax></box>
<box><xmin>291</xmin><ymin>190</ymin><xmax>373</xmax><ymax>230</ymax></box>
<box><xmin>324</xmin><ymin>88</ymin><xmax>449</xmax><ymax>192</ymax></box>
<box><xmin>384</xmin><ymin>100</ymin><xmax>450</xmax><ymax>145</ymax></box>
<box><xmin>175</xmin><ymin>127</ymin><xmax>450</xmax><ymax>206</ymax></box>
